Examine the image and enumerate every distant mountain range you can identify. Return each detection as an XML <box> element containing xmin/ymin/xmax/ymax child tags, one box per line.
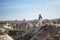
<box><xmin>0</xmin><ymin>18</ymin><xmax>60</xmax><ymax>24</ymax></box>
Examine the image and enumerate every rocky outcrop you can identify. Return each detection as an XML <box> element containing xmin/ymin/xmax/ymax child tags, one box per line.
<box><xmin>16</xmin><ymin>24</ymin><xmax>60</xmax><ymax>40</ymax></box>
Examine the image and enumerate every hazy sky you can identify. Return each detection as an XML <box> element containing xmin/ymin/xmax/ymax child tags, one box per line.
<box><xmin>0</xmin><ymin>0</ymin><xmax>60</xmax><ymax>20</ymax></box>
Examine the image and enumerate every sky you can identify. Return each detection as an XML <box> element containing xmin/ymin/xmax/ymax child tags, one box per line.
<box><xmin>0</xmin><ymin>0</ymin><xmax>60</xmax><ymax>20</ymax></box>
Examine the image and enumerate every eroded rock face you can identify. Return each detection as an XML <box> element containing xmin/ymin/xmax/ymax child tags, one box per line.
<box><xmin>16</xmin><ymin>24</ymin><xmax>60</xmax><ymax>40</ymax></box>
<box><xmin>0</xmin><ymin>34</ymin><xmax>14</xmax><ymax>40</ymax></box>
<box><xmin>30</xmin><ymin>25</ymin><xmax>59</xmax><ymax>40</ymax></box>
